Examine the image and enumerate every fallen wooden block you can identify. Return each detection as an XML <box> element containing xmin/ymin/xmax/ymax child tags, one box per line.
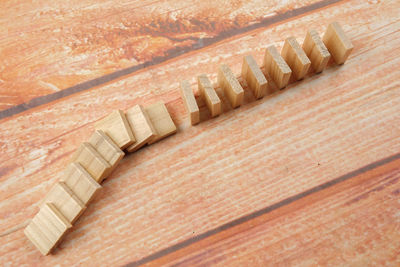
<box><xmin>264</xmin><ymin>45</ymin><xmax>292</xmax><ymax>89</ymax></box>
<box><xmin>241</xmin><ymin>55</ymin><xmax>268</xmax><ymax>99</ymax></box>
<box><xmin>281</xmin><ymin>37</ymin><xmax>311</xmax><ymax>80</ymax></box>
<box><xmin>302</xmin><ymin>29</ymin><xmax>331</xmax><ymax>73</ymax></box>
<box><xmin>71</xmin><ymin>142</ymin><xmax>111</xmax><ymax>183</ymax></box>
<box><xmin>42</xmin><ymin>181</ymin><xmax>86</xmax><ymax>223</ymax></box>
<box><xmin>217</xmin><ymin>64</ymin><xmax>244</xmax><ymax>108</ymax></box>
<box><xmin>180</xmin><ymin>80</ymin><xmax>200</xmax><ymax>125</ymax></box>
<box><xmin>94</xmin><ymin>110</ymin><xmax>135</xmax><ymax>150</ymax></box>
<box><xmin>126</xmin><ymin>105</ymin><xmax>157</xmax><ymax>152</ymax></box>
<box><xmin>145</xmin><ymin>102</ymin><xmax>177</xmax><ymax>144</ymax></box>
<box><xmin>198</xmin><ymin>74</ymin><xmax>221</xmax><ymax>117</ymax></box>
<box><xmin>88</xmin><ymin>130</ymin><xmax>124</xmax><ymax>175</ymax></box>
<box><xmin>60</xmin><ymin>162</ymin><xmax>101</xmax><ymax>205</ymax></box>
<box><xmin>323</xmin><ymin>21</ymin><xmax>353</xmax><ymax>64</ymax></box>
<box><xmin>24</xmin><ymin>203</ymin><xmax>72</xmax><ymax>255</ymax></box>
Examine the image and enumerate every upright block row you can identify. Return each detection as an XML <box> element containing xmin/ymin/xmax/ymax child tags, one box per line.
<box><xmin>25</xmin><ymin>102</ymin><xmax>177</xmax><ymax>255</ymax></box>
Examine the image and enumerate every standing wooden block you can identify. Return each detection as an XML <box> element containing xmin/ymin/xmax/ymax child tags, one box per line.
<box><xmin>71</xmin><ymin>142</ymin><xmax>111</xmax><ymax>183</ymax></box>
<box><xmin>88</xmin><ymin>130</ymin><xmax>124</xmax><ymax>175</ymax></box>
<box><xmin>42</xmin><ymin>181</ymin><xmax>86</xmax><ymax>223</ymax></box>
<box><xmin>94</xmin><ymin>110</ymin><xmax>135</xmax><ymax>149</ymax></box>
<box><xmin>264</xmin><ymin>45</ymin><xmax>292</xmax><ymax>89</ymax></box>
<box><xmin>323</xmin><ymin>22</ymin><xmax>353</xmax><ymax>64</ymax></box>
<box><xmin>302</xmin><ymin>29</ymin><xmax>331</xmax><ymax>73</ymax></box>
<box><xmin>125</xmin><ymin>105</ymin><xmax>157</xmax><ymax>152</ymax></box>
<box><xmin>217</xmin><ymin>64</ymin><xmax>244</xmax><ymax>108</ymax></box>
<box><xmin>180</xmin><ymin>80</ymin><xmax>200</xmax><ymax>125</ymax></box>
<box><xmin>281</xmin><ymin>37</ymin><xmax>311</xmax><ymax>80</ymax></box>
<box><xmin>241</xmin><ymin>55</ymin><xmax>268</xmax><ymax>99</ymax></box>
<box><xmin>24</xmin><ymin>203</ymin><xmax>72</xmax><ymax>255</ymax></box>
<box><xmin>145</xmin><ymin>102</ymin><xmax>177</xmax><ymax>145</ymax></box>
<box><xmin>60</xmin><ymin>162</ymin><xmax>101</xmax><ymax>205</ymax></box>
<box><xmin>198</xmin><ymin>74</ymin><xmax>221</xmax><ymax>117</ymax></box>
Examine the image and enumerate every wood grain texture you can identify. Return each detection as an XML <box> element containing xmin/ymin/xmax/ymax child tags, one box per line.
<box><xmin>217</xmin><ymin>64</ymin><xmax>244</xmax><ymax>108</ymax></box>
<box><xmin>303</xmin><ymin>29</ymin><xmax>331</xmax><ymax>73</ymax></box>
<box><xmin>264</xmin><ymin>45</ymin><xmax>292</xmax><ymax>89</ymax></box>
<box><xmin>198</xmin><ymin>74</ymin><xmax>222</xmax><ymax>117</ymax></box>
<box><xmin>241</xmin><ymin>55</ymin><xmax>269</xmax><ymax>99</ymax></box>
<box><xmin>180</xmin><ymin>80</ymin><xmax>200</xmax><ymax>125</ymax></box>
<box><xmin>1</xmin><ymin>0</ymin><xmax>400</xmax><ymax>265</ymax></box>
<box><xmin>145</xmin><ymin>102</ymin><xmax>177</xmax><ymax>145</ymax></box>
<box><xmin>281</xmin><ymin>37</ymin><xmax>311</xmax><ymax>80</ymax></box>
<box><xmin>323</xmin><ymin>21</ymin><xmax>354</xmax><ymax>64</ymax></box>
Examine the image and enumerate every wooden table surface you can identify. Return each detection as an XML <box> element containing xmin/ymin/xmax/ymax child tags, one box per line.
<box><xmin>1</xmin><ymin>0</ymin><xmax>399</xmax><ymax>266</ymax></box>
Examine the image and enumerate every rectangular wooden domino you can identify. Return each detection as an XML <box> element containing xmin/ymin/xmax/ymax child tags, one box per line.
<box><xmin>24</xmin><ymin>203</ymin><xmax>72</xmax><ymax>255</ymax></box>
<box><xmin>60</xmin><ymin>162</ymin><xmax>101</xmax><ymax>205</ymax></box>
<box><xmin>198</xmin><ymin>74</ymin><xmax>221</xmax><ymax>117</ymax></box>
<box><xmin>125</xmin><ymin>105</ymin><xmax>157</xmax><ymax>152</ymax></box>
<box><xmin>145</xmin><ymin>102</ymin><xmax>177</xmax><ymax>144</ymax></box>
<box><xmin>88</xmin><ymin>130</ymin><xmax>124</xmax><ymax>175</ymax></box>
<box><xmin>71</xmin><ymin>142</ymin><xmax>111</xmax><ymax>183</ymax></box>
<box><xmin>323</xmin><ymin>21</ymin><xmax>353</xmax><ymax>64</ymax></box>
<box><xmin>264</xmin><ymin>45</ymin><xmax>292</xmax><ymax>89</ymax></box>
<box><xmin>180</xmin><ymin>80</ymin><xmax>200</xmax><ymax>125</ymax></box>
<box><xmin>281</xmin><ymin>37</ymin><xmax>311</xmax><ymax>80</ymax></box>
<box><xmin>302</xmin><ymin>29</ymin><xmax>331</xmax><ymax>73</ymax></box>
<box><xmin>94</xmin><ymin>110</ymin><xmax>135</xmax><ymax>149</ymax></box>
<box><xmin>217</xmin><ymin>64</ymin><xmax>244</xmax><ymax>108</ymax></box>
<box><xmin>241</xmin><ymin>55</ymin><xmax>268</xmax><ymax>99</ymax></box>
<box><xmin>42</xmin><ymin>181</ymin><xmax>86</xmax><ymax>223</ymax></box>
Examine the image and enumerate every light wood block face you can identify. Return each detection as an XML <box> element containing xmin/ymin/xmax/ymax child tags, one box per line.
<box><xmin>302</xmin><ymin>29</ymin><xmax>331</xmax><ymax>73</ymax></box>
<box><xmin>24</xmin><ymin>203</ymin><xmax>72</xmax><ymax>255</ymax></box>
<box><xmin>264</xmin><ymin>45</ymin><xmax>292</xmax><ymax>89</ymax></box>
<box><xmin>323</xmin><ymin>21</ymin><xmax>353</xmax><ymax>64</ymax></box>
<box><xmin>88</xmin><ymin>130</ymin><xmax>124</xmax><ymax>175</ymax></box>
<box><xmin>126</xmin><ymin>105</ymin><xmax>157</xmax><ymax>152</ymax></box>
<box><xmin>281</xmin><ymin>37</ymin><xmax>311</xmax><ymax>80</ymax></box>
<box><xmin>42</xmin><ymin>181</ymin><xmax>86</xmax><ymax>223</ymax></box>
<box><xmin>198</xmin><ymin>74</ymin><xmax>221</xmax><ymax>117</ymax></box>
<box><xmin>180</xmin><ymin>80</ymin><xmax>200</xmax><ymax>125</ymax></box>
<box><xmin>145</xmin><ymin>102</ymin><xmax>177</xmax><ymax>144</ymax></box>
<box><xmin>241</xmin><ymin>55</ymin><xmax>268</xmax><ymax>99</ymax></box>
<box><xmin>217</xmin><ymin>64</ymin><xmax>244</xmax><ymax>108</ymax></box>
<box><xmin>60</xmin><ymin>162</ymin><xmax>101</xmax><ymax>205</ymax></box>
<box><xmin>94</xmin><ymin>110</ymin><xmax>135</xmax><ymax>149</ymax></box>
<box><xmin>71</xmin><ymin>142</ymin><xmax>111</xmax><ymax>183</ymax></box>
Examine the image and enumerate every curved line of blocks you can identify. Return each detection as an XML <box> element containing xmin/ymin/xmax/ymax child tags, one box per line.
<box><xmin>24</xmin><ymin>21</ymin><xmax>353</xmax><ymax>255</ymax></box>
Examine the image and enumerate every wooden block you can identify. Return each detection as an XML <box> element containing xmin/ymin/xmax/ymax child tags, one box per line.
<box><xmin>264</xmin><ymin>45</ymin><xmax>292</xmax><ymax>89</ymax></box>
<box><xmin>323</xmin><ymin>21</ymin><xmax>353</xmax><ymax>64</ymax></box>
<box><xmin>180</xmin><ymin>80</ymin><xmax>200</xmax><ymax>125</ymax></box>
<box><xmin>217</xmin><ymin>64</ymin><xmax>244</xmax><ymax>108</ymax></box>
<box><xmin>281</xmin><ymin>37</ymin><xmax>311</xmax><ymax>80</ymax></box>
<box><xmin>126</xmin><ymin>105</ymin><xmax>157</xmax><ymax>152</ymax></box>
<box><xmin>42</xmin><ymin>181</ymin><xmax>86</xmax><ymax>223</ymax></box>
<box><xmin>60</xmin><ymin>162</ymin><xmax>101</xmax><ymax>205</ymax></box>
<box><xmin>241</xmin><ymin>55</ymin><xmax>268</xmax><ymax>99</ymax></box>
<box><xmin>88</xmin><ymin>130</ymin><xmax>124</xmax><ymax>175</ymax></box>
<box><xmin>198</xmin><ymin>74</ymin><xmax>221</xmax><ymax>117</ymax></box>
<box><xmin>94</xmin><ymin>110</ymin><xmax>135</xmax><ymax>149</ymax></box>
<box><xmin>302</xmin><ymin>29</ymin><xmax>331</xmax><ymax>73</ymax></box>
<box><xmin>24</xmin><ymin>203</ymin><xmax>72</xmax><ymax>255</ymax></box>
<box><xmin>145</xmin><ymin>102</ymin><xmax>177</xmax><ymax>144</ymax></box>
<box><xmin>71</xmin><ymin>142</ymin><xmax>111</xmax><ymax>183</ymax></box>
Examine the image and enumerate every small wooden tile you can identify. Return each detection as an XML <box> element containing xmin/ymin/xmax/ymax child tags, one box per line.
<box><xmin>42</xmin><ymin>181</ymin><xmax>86</xmax><ymax>223</ymax></box>
<box><xmin>264</xmin><ymin>45</ymin><xmax>292</xmax><ymax>89</ymax></box>
<box><xmin>94</xmin><ymin>110</ymin><xmax>135</xmax><ymax>149</ymax></box>
<box><xmin>302</xmin><ymin>29</ymin><xmax>331</xmax><ymax>73</ymax></box>
<box><xmin>281</xmin><ymin>37</ymin><xmax>311</xmax><ymax>80</ymax></box>
<box><xmin>145</xmin><ymin>102</ymin><xmax>177</xmax><ymax>144</ymax></box>
<box><xmin>198</xmin><ymin>74</ymin><xmax>221</xmax><ymax>117</ymax></box>
<box><xmin>217</xmin><ymin>64</ymin><xmax>244</xmax><ymax>108</ymax></box>
<box><xmin>180</xmin><ymin>80</ymin><xmax>200</xmax><ymax>125</ymax></box>
<box><xmin>241</xmin><ymin>55</ymin><xmax>268</xmax><ymax>99</ymax></box>
<box><xmin>60</xmin><ymin>162</ymin><xmax>101</xmax><ymax>205</ymax></box>
<box><xmin>88</xmin><ymin>129</ymin><xmax>124</xmax><ymax>175</ymax></box>
<box><xmin>323</xmin><ymin>21</ymin><xmax>353</xmax><ymax>64</ymax></box>
<box><xmin>24</xmin><ymin>203</ymin><xmax>72</xmax><ymax>255</ymax></box>
<box><xmin>71</xmin><ymin>142</ymin><xmax>111</xmax><ymax>183</ymax></box>
<box><xmin>126</xmin><ymin>105</ymin><xmax>157</xmax><ymax>152</ymax></box>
